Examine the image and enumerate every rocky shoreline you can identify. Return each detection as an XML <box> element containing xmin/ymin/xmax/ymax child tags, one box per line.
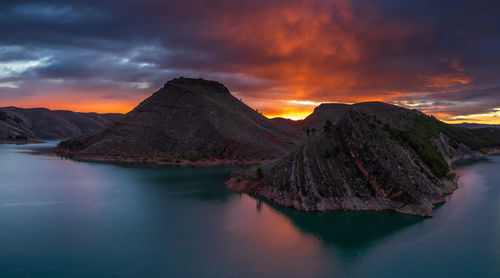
<box><xmin>484</xmin><ymin>147</ymin><xmax>500</xmax><ymax>156</ymax></box>
<box><xmin>0</xmin><ymin>138</ymin><xmax>45</xmax><ymax>145</ymax></box>
<box><xmin>224</xmin><ymin>106</ymin><xmax>499</xmax><ymax>217</ymax></box>
<box><xmin>225</xmin><ymin>167</ymin><xmax>460</xmax><ymax>217</ymax></box>
<box><xmin>54</xmin><ymin>150</ymin><xmax>275</xmax><ymax>167</ymax></box>
<box><xmin>226</xmin><ymin>177</ymin><xmax>456</xmax><ymax>217</ymax></box>
<box><xmin>224</xmin><ymin>147</ymin><xmax>500</xmax><ymax>217</ymax></box>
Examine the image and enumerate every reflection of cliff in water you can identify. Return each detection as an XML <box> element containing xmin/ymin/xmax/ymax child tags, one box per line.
<box><xmin>256</xmin><ymin>198</ymin><xmax>424</xmax><ymax>250</ymax></box>
<box><xmin>129</xmin><ymin>165</ymin><xmax>240</xmax><ymax>202</ymax></box>
<box><xmin>16</xmin><ymin>142</ymin><xmax>58</xmax><ymax>156</ymax></box>
<box><xmin>452</xmin><ymin>156</ymin><xmax>490</xmax><ymax>167</ymax></box>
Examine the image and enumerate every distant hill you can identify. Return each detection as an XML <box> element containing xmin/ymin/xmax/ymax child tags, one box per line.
<box><xmin>300</xmin><ymin>102</ymin><xmax>420</xmax><ymax>130</ymax></box>
<box><xmin>56</xmin><ymin>78</ymin><xmax>301</xmax><ymax>164</ymax></box>
<box><xmin>455</xmin><ymin>122</ymin><xmax>500</xmax><ymax>129</ymax></box>
<box><xmin>274</xmin><ymin>102</ymin><xmax>423</xmax><ymax>136</ymax></box>
<box><xmin>269</xmin><ymin>117</ymin><xmax>303</xmax><ymax>137</ymax></box>
<box><xmin>0</xmin><ymin>107</ymin><xmax>122</xmax><ymax>142</ymax></box>
<box><xmin>227</xmin><ymin>102</ymin><xmax>500</xmax><ymax>217</ymax></box>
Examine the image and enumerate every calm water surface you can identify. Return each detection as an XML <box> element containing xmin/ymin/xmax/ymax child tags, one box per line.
<box><xmin>0</xmin><ymin>142</ymin><xmax>499</xmax><ymax>277</ymax></box>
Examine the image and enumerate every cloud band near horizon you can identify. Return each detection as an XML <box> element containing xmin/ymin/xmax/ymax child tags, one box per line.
<box><xmin>0</xmin><ymin>0</ymin><xmax>499</xmax><ymax>123</ymax></box>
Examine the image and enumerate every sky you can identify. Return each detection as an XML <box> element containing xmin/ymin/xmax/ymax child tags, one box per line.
<box><xmin>0</xmin><ymin>0</ymin><xmax>499</xmax><ymax>123</ymax></box>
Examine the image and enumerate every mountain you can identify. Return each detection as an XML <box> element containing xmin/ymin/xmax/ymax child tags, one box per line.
<box><xmin>269</xmin><ymin>117</ymin><xmax>304</xmax><ymax>139</ymax></box>
<box><xmin>278</xmin><ymin>102</ymin><xmax>423</xmax><ymax>137</ymax></box>
<box><xmin>301</xmin><ymin>103</ymin><xmax>349</xmax><ymax>131</ymax></box>
<box><xmin>226</xmin><ymin>102</ymin><xmax>500</xmax><ymax>216</ymax></box>
<box><xmin>301</xmin><ymin>101</ymin><xmax>422</xmax><ymax>130</ymax></box>
<box><xmin>0</xmin><ymin>107</ymin><xmax>122</xmax><ymax>143</ymax></box>
<box><xmin>55</xmin><ymin>78</ymin><xmax>301</xmax><ymax>164</ymax></box>
<box><xmin>455</xmin><ymin>122</ymin><xmax>500</xmax><ymax>129</ymax></box>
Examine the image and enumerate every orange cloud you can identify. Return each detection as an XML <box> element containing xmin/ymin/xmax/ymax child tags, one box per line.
<box><xmin>191</xmin><ymin>1</ymin><xmax>474</xmax><ymax>120</ymax></box>
<box><xmin>3</xmin><ymin>0</ymin><xmax>494</xmax><ymax>124</ymax></box>
<box><xmin>422</xmin><ymin>73</ymin><xmax>471</xmax><ymax>88</ymax></box>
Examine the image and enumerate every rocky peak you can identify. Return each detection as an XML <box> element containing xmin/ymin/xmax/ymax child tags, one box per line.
<box><xmin>56</xmin><ymin>77</ymin><xmax>302</xmax><ymax>164</ymax></box>
<box><xmin>310</xmin><ymin>103</ymin><xmax>349</xmax><ymax>117</ymax></box>
<box><xmin>163</xmin><ymin>77</ymin><xmax>231</xmax><ymax>96</ymax></box>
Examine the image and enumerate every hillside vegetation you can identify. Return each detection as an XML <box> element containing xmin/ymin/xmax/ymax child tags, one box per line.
<box><xmin>227</xmin><ymin>103</ymin><xmax>500</xmax><ymax>217</ymax></box>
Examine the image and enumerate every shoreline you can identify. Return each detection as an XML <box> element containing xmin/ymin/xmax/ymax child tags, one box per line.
<box><xmin>53</xmin><ymin>145</ymin><xmax>499</xmax><ymax>216</ymax></box>
<box><xmin>55</xmin><ymin>151</ymin><xmax>276</xmax><ymax>167</ymax></box>
<box><xmin>224</xmin><ymin>150</ymin><xmax>500</xmax><ymax>217</ymax></box>
<box><xmin>225</xmin><ymin>176</ymin><xmax>457</xmax><ymax>217</ymax></box>
<box><xmin>0</xmin><ymin>139</ymin><xmax>45</xmax><ymax>145</ymax></box>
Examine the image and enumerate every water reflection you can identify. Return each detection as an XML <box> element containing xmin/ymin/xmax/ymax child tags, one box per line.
<box><xmin>2</xmin><ymin>142</ymin><xmax>498</xmax><ymax>277</ymax></box>
<box><xmin>133</xmin><ymin>166</ymin><xmax>239</xmax><ymax>202</ymax></box>
<box><xmin>452</xmin><ymin>156</ymin><xmax>491</xmax><ymax>167</ymax></box>
<box><xmin>137</xmin><ymin>165</ymin><xmax>423</xmax><ymax>255</ymax></box>
<box><xmin>15</xmin><ymin>141</ymin><xmax>58</xmax><ymax>156</ymax></box>
<box><xmin>238</xmin><ymin>196</ymin><xmax>423</xmax><ymax>258</ymax></box>
<box><xmin>272</xmin><ymin>204</ymin><xmax>424</xmax><ymax>249</ymax></box>
<box><xmin>21</xmin><ymin>142</ymin><xmax>241</xmax><ymax>203</ymax></box>
<box><xmin>22</xmin><ymin>142</ymin><xmax>424</xmax><ymax>252</ymax></box>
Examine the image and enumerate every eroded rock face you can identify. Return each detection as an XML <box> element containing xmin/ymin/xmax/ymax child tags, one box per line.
<box><xmin>433</xmin><ymin>133</ymin><xmax>476</xmax><ymax>165</ymax></box>
<box><xmin>227</xmin><ymin>110</ymin><xmax>458</xmax><ymax>217</ymax></box>
<box><xmin>228</xmin><ymin>101</ymin><xmax>500</xmax><ymax>217</ymax></box>
<box><xmin>56</xmin><ymin>78</ymin><xmax>301</xmax><ymax>163</ymax></box>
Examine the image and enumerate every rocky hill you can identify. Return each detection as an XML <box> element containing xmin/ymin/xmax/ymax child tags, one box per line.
<box><xmin>55</xmin><ymin>78</ymin><xmax>301</xmax><ymax>164</ymax></box>
<box><xmin>299</xmin><ymin>101</ymin><xmax>421</xmax><ymax>132</ymax></box>
<box><xmin>0</xmin><ymin>107</ymin><xmax>122</xmax><ymax>143</ymax></box>
<box><xmin>227</xmin><ymin>103</ymin><xmax>500</xmax><ymax>217</ymax></box>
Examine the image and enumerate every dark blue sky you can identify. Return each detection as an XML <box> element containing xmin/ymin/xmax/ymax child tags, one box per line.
<box><xmin>0</xmin><ymin>0</ymin><xmax>499</xmax><ymax>122</ymax></box>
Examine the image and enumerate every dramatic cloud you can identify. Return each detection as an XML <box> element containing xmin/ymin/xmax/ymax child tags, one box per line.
<box><xmin>0</xmin><ymin>0</ymin><xmax>499</xmax><ymax>122</ymax></box>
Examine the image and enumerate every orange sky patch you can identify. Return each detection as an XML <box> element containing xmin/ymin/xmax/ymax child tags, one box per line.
<box><xmin>0</xmin><ymin>90</ymin><xmax>144</xmax><ymax>114</ymax></box>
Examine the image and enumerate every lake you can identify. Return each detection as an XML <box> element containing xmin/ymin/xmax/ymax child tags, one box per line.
<box><xmin>0</xmin><ymin>142</ymin><xmax>499</xmax><ymax>277</ymax></box>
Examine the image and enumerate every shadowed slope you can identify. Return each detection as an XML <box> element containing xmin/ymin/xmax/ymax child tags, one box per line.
<box><xmin>56</xmin><ymin>78</ymin><xmax>301</xmax><ymax>164</ymax></box>
<box><xmin>227</xmin><ymin>103</ymin><xmax>500</xmax><ymax>216</ymax></box>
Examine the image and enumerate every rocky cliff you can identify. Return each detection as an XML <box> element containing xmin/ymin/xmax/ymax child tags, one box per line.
<box><xmin>227</xmin><ymin>104</ymin><xmax>500</xmax><ymax>216</ymax></box>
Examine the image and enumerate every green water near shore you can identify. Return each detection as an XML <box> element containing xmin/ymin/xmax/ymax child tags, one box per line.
<box><xmin>1</xmin><ymin>142</ymin><xmax>499</xmax><ymax>277</ymax></box>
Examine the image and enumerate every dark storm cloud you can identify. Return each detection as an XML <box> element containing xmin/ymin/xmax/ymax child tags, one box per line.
<box><xmin>0</xmin><ymin>0</ymin><xmax>498</xmax><ymax>120</ymax></box>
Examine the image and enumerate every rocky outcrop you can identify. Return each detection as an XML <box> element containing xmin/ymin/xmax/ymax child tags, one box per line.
<box><xmin>300</xmin><ymin>103</ymin><xmax>349</xmax><ymax>131</ymax></box>
<box><xmin>226</xmin><ymin>101</ymin><xmax>500</xmax><ymax>217</ymax></box>
<box><xmin>433</xmin><ymin>133</ymin><xmax>478</xmax><ymax>165</ymax></box>
<box><xmin>55</xmin><ymin>78</ymin><xmax>301</xmax><ymax>164</ymax></box>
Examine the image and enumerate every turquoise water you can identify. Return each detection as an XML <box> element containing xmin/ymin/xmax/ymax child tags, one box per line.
<box><xmin>0</xmin><ymin>142</ymin><xmax>499</xmax><ymax>277</ymax></box>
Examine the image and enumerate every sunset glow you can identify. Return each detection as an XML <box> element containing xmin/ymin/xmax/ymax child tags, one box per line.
<box><xmin>0</xmin><ymin>0</ymin><xmax>498</xmax><ymax>123</ymax></box>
